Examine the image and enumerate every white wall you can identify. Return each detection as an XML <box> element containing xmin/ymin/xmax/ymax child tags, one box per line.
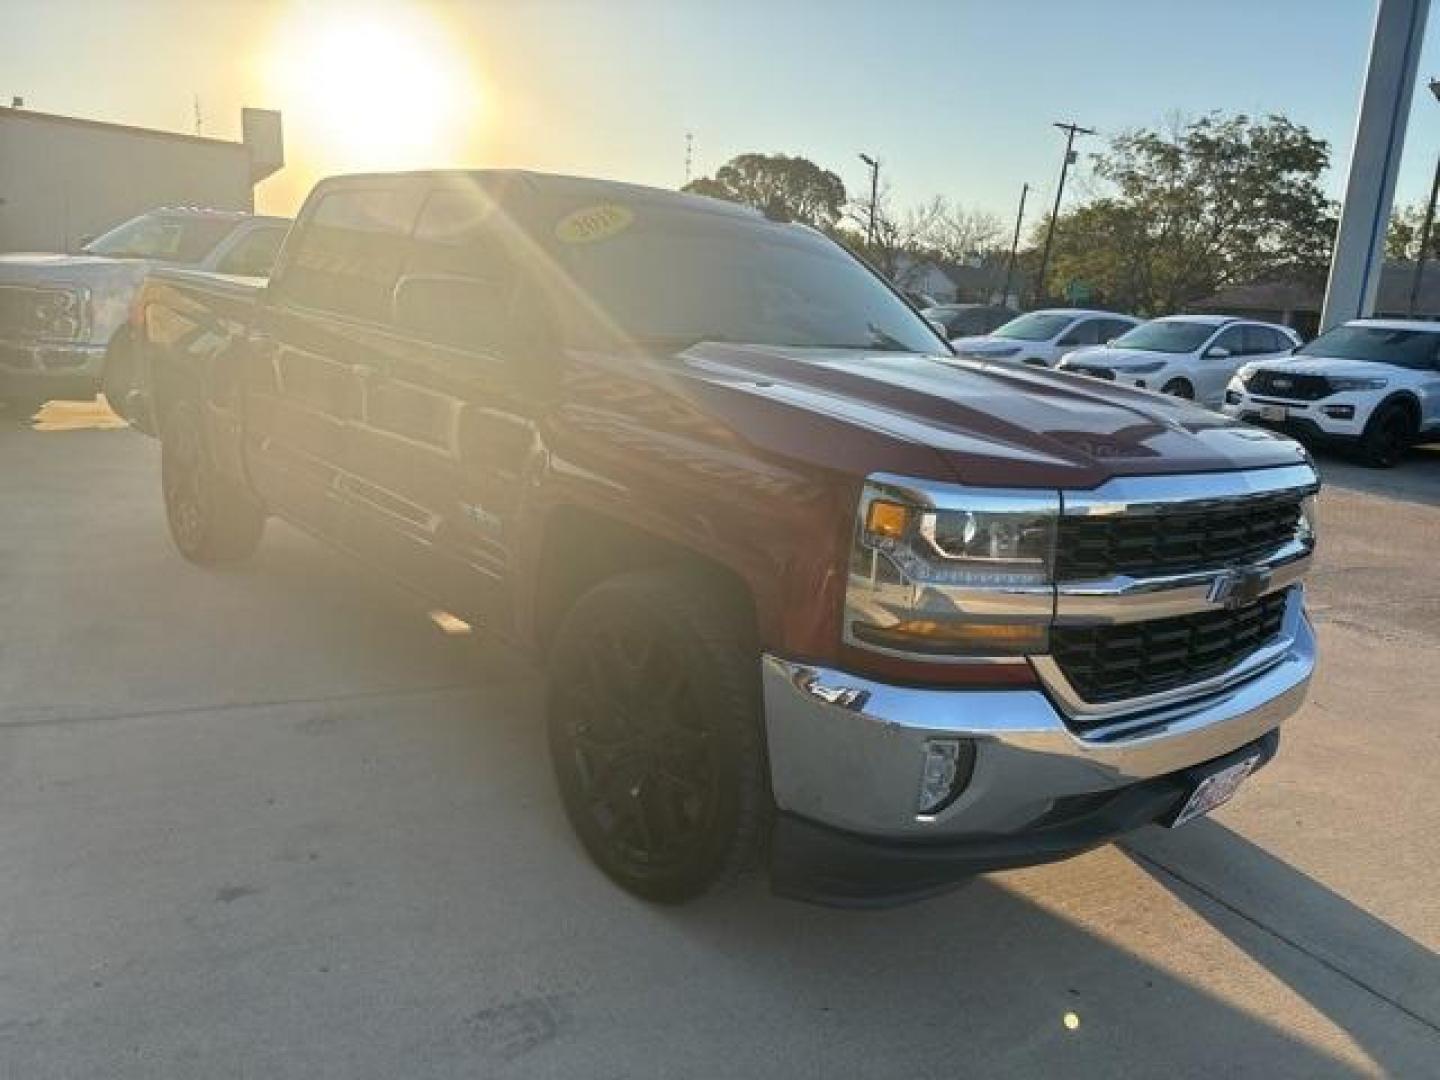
<box><xmin>0</xmin><ymin>109</ymin><xmax>257</xmax><ymax>252</ymax></box>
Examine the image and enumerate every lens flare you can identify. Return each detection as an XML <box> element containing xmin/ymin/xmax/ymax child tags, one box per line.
<box><xmin>265</xmin><ymin>4</ymin><xmax>483</xmax><ymax>172</ymax></box>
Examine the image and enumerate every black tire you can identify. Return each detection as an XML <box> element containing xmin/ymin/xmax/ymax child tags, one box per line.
<box><xmin>1161</xmin><ymin>378</ymin><xmax>1195</xmax><ymax>400</ymax></box>
<box><xmin>547</xmin><ymin>568</ymin><xmax>768</xmax><ymax>904</ymax></box>
<box><xmin>160</xmin><ymin>399</ymin><xmax>265</xmax><ymax>564</ymax></box>
<box><xmin>1359</xmin><ymin>402</ymin><xmax>1413</xmax><ymax>468</ymax></box>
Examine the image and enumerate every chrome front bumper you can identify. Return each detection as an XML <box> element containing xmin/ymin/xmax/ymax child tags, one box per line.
<box><xmin>761</xmin><ymin>596</ymin><xmax>1315</xmax><ymax>842</ymax></box>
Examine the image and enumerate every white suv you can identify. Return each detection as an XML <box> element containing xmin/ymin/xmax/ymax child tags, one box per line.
<box><xmin>950</xmin><ymin>308</ymin><xmax>1139</xmax><ymax>367</ymax></box>
<box><xmin>1222</xmin><ymin>318</ymin><xmax>1440</xmax><ymax>467</ymax></box>
<box><xmin>1056</xmin><ymin>315</ymin><xmax>1299</xmax><ymax>408</ymax></box>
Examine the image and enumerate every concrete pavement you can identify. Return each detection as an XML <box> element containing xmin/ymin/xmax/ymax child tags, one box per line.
<box><xmin>2</xmin><ymin>412</ymin><xmax>1437</xmax><ymax>1078</ymax></box>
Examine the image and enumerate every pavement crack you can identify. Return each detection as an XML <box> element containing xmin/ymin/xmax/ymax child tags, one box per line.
<box><xmin>1126</xmin><ymin>847</ymin><xmax>1440</xmax><ymax>1038</ymax></box>
<box><xmin>0</xmin><ymin>683</ymin><xmax>480</xmax><ymax>731</ymax></box>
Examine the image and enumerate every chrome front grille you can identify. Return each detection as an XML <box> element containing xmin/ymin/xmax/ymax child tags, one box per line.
<box><xmin>1044</xmin><ymin>466</ymin><xmax>1318</xmax><ymax>721</ymax></box>
<box><xmin>1055</xmin><ymin>492</ymin><xmax>1304</xmax><ymax>580</ymax></box>
<box><xmin>1051</xmin><ymin>590</ymin><xmax>1291</xmax><ymax>716</ymax></box>
<box><xmin>0</xmin><ymin>284</ymin><xmax>85</xmax><ymax>341</ymax></box>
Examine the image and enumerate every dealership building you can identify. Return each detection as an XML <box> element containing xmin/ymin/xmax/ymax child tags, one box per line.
<box><xmin>0</xmin><ymin>105</ymin><xmax>282</xmax><ymax>253</ymax></box>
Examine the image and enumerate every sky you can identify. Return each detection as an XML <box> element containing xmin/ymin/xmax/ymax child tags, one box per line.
<box><xmin>5</xmin><ymin>0</ymin><xmax>1440</xmax><ymax>232</ymax></box>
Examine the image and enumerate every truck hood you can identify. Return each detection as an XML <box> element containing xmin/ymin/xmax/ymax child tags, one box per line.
<box><xmin>677</xmin><ymin>343</ymin><xmax>1309</xmax><ymax>488</ymax></box>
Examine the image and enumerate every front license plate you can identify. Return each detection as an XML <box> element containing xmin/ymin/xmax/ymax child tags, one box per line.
<box><xmin>1259</xmin><ymin>404</ymin><xmax>1287</xmax><ymax>422</ymax></box>
<box><xmin>1169</xmin><ymin>755</ymin><xmax>1260</xmax><ymax>828</ymax></box>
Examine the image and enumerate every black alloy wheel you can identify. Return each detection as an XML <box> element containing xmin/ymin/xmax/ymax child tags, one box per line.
<box><xmin>1359</xmin><ymin>403</ymin><xmax>1413</xmax><ymax>469</ymax></box>
<box><xmin>547</xmin><ymin>569</ymin><xmax>767</xmax><ymax>904</ymax></box>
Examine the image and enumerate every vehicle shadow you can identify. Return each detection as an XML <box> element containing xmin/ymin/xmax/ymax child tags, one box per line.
<box><xmin>650</xmin><ymin>869</ymin><xmax>1416</xmax><ymax>1077</ymax></box>
<box><xmin>1120</xmin><ymin>820</ymin><xmax>1440</xmax><ymax>1078</ymax></box>
<box><xmin>1313</xmin><ymin>444</ymin><xmax>1440</xmax><ymax>508</ymax></box>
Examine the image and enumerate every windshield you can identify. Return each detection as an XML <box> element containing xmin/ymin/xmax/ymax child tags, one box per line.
<box><xmin>550</xmin><ymin>206</ymin><xmax>940</xmax><ymax>353</ymax></box>
<box><xmin>992</xmin><ymin>312</ymin><xmax>1073</xmax><ymax>341</ymax></box>
<box><xmin>1297</xmin><ymin>325</ymin><xmax>1440</xmax><ymax>370</ymax></box>
<box><xmin>1111</xmin><ymin>320</ymin><xmax>1218</xmax><ymax>353</ymax></box>
<box><xmin>83</xmin><ymin>213</ymin><xmax>236</xmax><ymax>263</ymax></box>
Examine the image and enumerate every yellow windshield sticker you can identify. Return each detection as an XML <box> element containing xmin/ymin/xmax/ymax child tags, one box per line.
<box><xmin>555</xmin><ymin>204</ymin><xmax>635</xmax><ymax>244</ymax></box>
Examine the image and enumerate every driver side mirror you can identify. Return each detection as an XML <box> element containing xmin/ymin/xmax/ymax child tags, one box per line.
<box><xmin>1204</xmin><ymin>346</ymin><xmax>1232</xmax><ymax>359</ymax></box>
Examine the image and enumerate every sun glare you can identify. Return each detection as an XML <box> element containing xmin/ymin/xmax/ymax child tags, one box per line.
<box><xmin>266</xmin><ymin>5</ymin><xmax>482</xmax><ymax>172</ymax></box>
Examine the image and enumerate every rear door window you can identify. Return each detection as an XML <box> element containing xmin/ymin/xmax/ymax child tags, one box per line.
<box><xmin>392</xmin><ymin>188</ymin><xmax>519</xmax><ymax>353</ymax></box>
<box><xmin>1062</xmin><ymin>319</ymin><xmax>1104</xmax><ymax>346</ymax></box>
<box><xmin>215</xmin><ymin>226</ymin><xmax>286</xmax><ymax>277</ymax></box>
<box><xmin>274</xmin><ymin>185</ymin><xmax>424</xmax><ymax>321</ymax></box>
<box><xmin>1211</xmin><ymin>326</ymin><xmax>1246</xmax><ymax>356</ymax></box>
<box><xmin>1242</xmin><ymin>325</ymin><xmax>1284</xmax><ymax>355</ymax></box>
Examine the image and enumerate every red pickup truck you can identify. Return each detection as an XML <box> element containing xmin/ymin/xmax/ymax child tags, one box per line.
<box><xmin>131</xmin><ymin>170</ymin><xmax>1319</xmax><ymax>907</ymax></box>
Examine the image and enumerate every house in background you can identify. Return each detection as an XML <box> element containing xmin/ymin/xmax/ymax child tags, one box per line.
<box><xmin>1189</xmin><ymin>260</ymin><xmax>1440</xmax><ymax>340</ymax></box>
<box><xmin>889</xmin><ymin>252</ymin><xmax>1026</xmax><ymax>307</ymax></box>
<box><xmin>0</xmin><ymin>105</ymin><xmax>282</xmax><ymax>252</ymax></box>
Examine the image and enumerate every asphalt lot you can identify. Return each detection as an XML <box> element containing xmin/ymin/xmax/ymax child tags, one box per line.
<box><xmin>2</xmin><ymin>404</ymin><xmax>1438</xmax><ymax>1079</ymax></box>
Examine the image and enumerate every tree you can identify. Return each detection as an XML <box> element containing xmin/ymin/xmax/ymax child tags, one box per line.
<box><xmin>840</xmin><ymin>191</ymin><xmax>1006</xmax><ymax>289</ymax></box>
<box><xmin>1387</xmin><ymin>202</ymin><xmax>1437</xmax><ymax>261</ymax></box>
<box><xmin>682</xmin><ymin>153</ymin><xmax>847</xmax><ymax>229</ymax></box>
<box><xmin>1042</xmin><ymin>113</ymin><xmax>1336</xmax><ymax>313</ymax></box>
<box><xmin>914</xmin><ymin>196</ymin><xmax>1005</xmax><ymax>264</ymax></box>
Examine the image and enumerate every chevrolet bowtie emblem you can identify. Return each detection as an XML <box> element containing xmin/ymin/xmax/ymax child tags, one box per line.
<box><xmin>1207</xmin><ymin>567</ymin><xmax>1272</xmax><ymax>609</ymax></box>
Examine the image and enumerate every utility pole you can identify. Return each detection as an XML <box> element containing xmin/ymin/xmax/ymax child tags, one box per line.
<box><xmin>1001</xmin><ymin>182</ymin><xmax>1029</xmax><ymax>308</ymax></box>
<box><xmin>1407</xmin><ymin>77</ymin><xmax>1440</xmax><ymax>316</ymax></box>
<box><xmin>684</xmin><ymin>130</ymin><xmax>693</xmax><ymax>185</ymax></box>
<box><xmin>193</xmin><ymin>93</ymin><xmax>203</xmax><ymax>136</ymax></box>
<box><xmin>1034</xmin><ymin>121</ymin><xmax>1094</xmax><ymax>306</ymax></box>
<box><xmin>859</xmin><ymin>153</ymin><xmax>880</xmax><ymax>247</ymax></box>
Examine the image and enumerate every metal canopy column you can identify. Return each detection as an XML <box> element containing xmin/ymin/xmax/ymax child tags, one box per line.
<box><xmin>1322</xmin><ymin>0</ymin><xmax>1431</xmax><ymax>330</ymax></box>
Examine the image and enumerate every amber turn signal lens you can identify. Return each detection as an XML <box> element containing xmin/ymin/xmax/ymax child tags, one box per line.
<box><xmin>865</xmin><ymin>499</ymin><xmax>910</xmax><ymax>540</ymax></box>
<box><xmin>852</xmin><ymin>619</ymin><xmax>1048</xmax><ymax>655</ymax></box>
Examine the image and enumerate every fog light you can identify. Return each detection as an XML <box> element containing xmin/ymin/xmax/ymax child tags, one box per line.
<box><xmin>917</xmin><ymin>738</ymin><xmax>975</xmax><ymax>816</ymax></box>
<box><xmin>1321</xmin><ymin>404</ymin><xmax>1354</xmax><ymax>420</ymax></box>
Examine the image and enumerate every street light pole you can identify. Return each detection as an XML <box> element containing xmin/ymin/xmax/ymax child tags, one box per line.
<box><xmin>1002</xmin><ymin>182</ymin><xmax>1029</xmax><ymax>307</ymax></box>
<box><xmin>1034</xmin><ymin>121</ymin><xmax>1094</xmax><ymax>307</ymax></box>
<box><xmin>859</xmin><ymin>153</ymin><xmax>879</xmax><ymax>247</ymax></box>
<box><xmin>1407</xmin><ymin>78</ymin><xmax>1440</xmax><ymax>317</ymax></box>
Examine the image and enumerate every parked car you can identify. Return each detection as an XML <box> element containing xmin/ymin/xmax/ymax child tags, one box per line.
<box><xmin>921</xmin><ymin>303</ymin><xmax>1016</xmax><ymax>340</ymax></box>
<box><xmin>0</xmin><ymin>207</ymin><xmax>290</xmax><ymax>413</ymax></box>
<box><xmin>1223</xmin><ymin>317</ymin><xmax>1440</xmax><ymax>467</ymax></box>
<box><xmin>133</xmin><ymin>169</ymin><xmax>1318</xmax><ymax>908</ymax></box>
<box><xmin>1056</xmin><ymin>315</ymin><xmax>1300</xmax><ymax>407</ymax></box>
<box><xmin>951</xmin><ymin>308</ymin><xmax>1139</xmax><ymax>367</ymax></box>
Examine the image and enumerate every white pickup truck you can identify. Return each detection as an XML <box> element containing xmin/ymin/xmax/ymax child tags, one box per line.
<box><xmin>0</xmin><ymin>207</ymin><xmax>289</xmax><ymax>414</ymax></box>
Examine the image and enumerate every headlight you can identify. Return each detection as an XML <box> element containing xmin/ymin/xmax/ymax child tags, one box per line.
<box><xmin>20</xmin><ymin>287</ymin><xmax>85</xmax><ymax>340</ymax></box>
<box><xmin>846</xmin><ymin>478</ymin><xmax>1056</xmax><ymax>657</ymax></box>
<box><xmin>1328</xmin><ymin>376</ymin><xmax>1387</xmax><ymax>392</ymax></box>
<box><xmin>1118</xmin><ymin>361</ymin><xmax>1165</xmax><ymax>374</ymax></box>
